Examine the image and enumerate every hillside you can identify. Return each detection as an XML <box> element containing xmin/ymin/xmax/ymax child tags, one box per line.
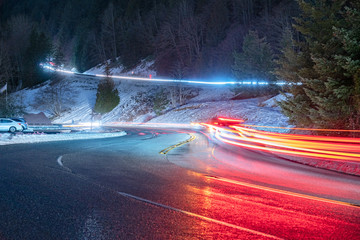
<box><xmin>10</xmin><ymin>61</ymin><xmax>290</xmax><ymax>129</ymax></box>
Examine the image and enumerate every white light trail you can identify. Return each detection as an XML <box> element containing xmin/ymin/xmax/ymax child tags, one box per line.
<box><xmin>41</xmin><ymin>65</ymin><xmax>287</xmax><ymax>86</ymax></box>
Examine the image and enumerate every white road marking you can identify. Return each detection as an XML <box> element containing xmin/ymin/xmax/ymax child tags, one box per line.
<box><xmin>57</xmin><ymin>156</ymin><xmax>64</xmax><ymax>167</ymax></box>
<box><xmin>118</xmin><ymin>191</ymin><xmax>283</xmax><ymax>240</ymax></box>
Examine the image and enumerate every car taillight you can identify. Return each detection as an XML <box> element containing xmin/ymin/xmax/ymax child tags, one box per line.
<box><xmin>18</xmin><ymin>123</ymin><xmax>21</xmax><ymax>126</ymax></box>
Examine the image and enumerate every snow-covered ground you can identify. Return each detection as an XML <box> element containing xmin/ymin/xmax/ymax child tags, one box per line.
<box><xmin>6</xmin><ymin>59</ymin><xmax>291</xmax><ymax>145</ymax></box>
<box><xmin>148</xmin><ymin>96</ymin><xmax>289</xmax><ymax>128</ymax></box>
<box><xmin>0</xmin><ymin>131</ymin><xmax>126</xmax><ymax>145</ymax></box>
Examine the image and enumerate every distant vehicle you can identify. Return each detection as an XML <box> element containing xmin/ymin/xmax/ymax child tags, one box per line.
<box><xmin>10</xmin><ymin>117</ymin><xmax>28</xmax><ymax>130</ymax></box>
<box><xmin>0</xmin><ymin>118</ymin><xmax>23</xmax><ymax>132</ymax></box>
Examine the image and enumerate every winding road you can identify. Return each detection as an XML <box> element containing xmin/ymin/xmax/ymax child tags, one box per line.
<box><xmin>0</xmin><ymin>127</ymin><xmax>359</xmax><ymax>239</ymax></box>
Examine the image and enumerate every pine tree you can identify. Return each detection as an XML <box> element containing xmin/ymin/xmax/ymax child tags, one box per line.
<box><xmin>276</xmin><ymin>0</ymin><xmax>357</xmax><ymax>130</ymax></box>
<box><xmin>53</xmin><ymin>46</ymin><xmax>65</xmax><ymax>67</ymax></box>
<box><xmin>232</xmin><ymin>31</ymin><xmax>275</xmax><ymax>81</ymax></box>
<box><xmin>275</xmin><ymin>27</ymin><xmax>314</xmax><ymax>127</ymax></box>
<box><xmin>93</xmin><ymin>65</ymin><xmax>120</xmax><ymax>114</ymax></box>
<box><xmin>333</xmin><ymin>1</ymin><xmax>360</xmax><ymax>128</ymax></box>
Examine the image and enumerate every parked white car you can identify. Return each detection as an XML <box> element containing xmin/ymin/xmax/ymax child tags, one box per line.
<box><xmin>10</xmin><ymin>117</ymin><xmax>28</xmax><ymax>130</ymax></box>
<box><xmin>0</xmin><ymin>118</ymin><xmax>23</xmax><ymax>133</ymax></box>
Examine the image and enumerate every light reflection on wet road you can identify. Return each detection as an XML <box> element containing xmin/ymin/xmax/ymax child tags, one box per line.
<box><xmin>0</xmin><ymin>127</ymin><xmax>359</xmax><ymax>239</ymax></box>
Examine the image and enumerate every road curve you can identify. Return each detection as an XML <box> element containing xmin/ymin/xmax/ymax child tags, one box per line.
<box><xmin>0</xmin><ymin>127</ymin><xmax>359</xmax><ymax>239</ymax></box>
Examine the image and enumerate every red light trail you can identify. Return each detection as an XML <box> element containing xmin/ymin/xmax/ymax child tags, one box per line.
<box><xmin>201</xmin><ymin>118</ymin><xmax>360</xmax><ymax>162</ymax></box>
<box><xmin>240</xmin><ymin>123</ymin><xmax>360</xmax><ymax>132</ymax></box>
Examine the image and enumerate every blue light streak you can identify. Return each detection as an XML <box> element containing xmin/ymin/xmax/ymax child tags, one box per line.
<box><xmin>41</xmin><ymin>64</ymin><xmax>287</xmax><ymax>86</ymax></box>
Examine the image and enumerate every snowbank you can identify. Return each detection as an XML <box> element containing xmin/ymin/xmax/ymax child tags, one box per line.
<box><xmin>262</xmin><ymin>93</ymin><xmax>291</xmax><ymax>108</ymax></box>
<box><xmin>0</xmin><ymin>131</ymin><xmax>126</xmax><ymax>145</ymax></box>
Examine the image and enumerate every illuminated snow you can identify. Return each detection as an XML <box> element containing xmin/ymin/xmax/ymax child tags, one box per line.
<box><xmin>0</xmin><ymin>131</ymin><xmax>126</xmax><ymax>145</ymax></box>
<box><xmin>8</xmin><ymin>59</ymin><xmax>291</xmax><ymax>136</ymax></box>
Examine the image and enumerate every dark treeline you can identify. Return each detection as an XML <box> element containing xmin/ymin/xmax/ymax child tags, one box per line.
<box><xmin>0</xmin><ymin>0</ymin><xmax>298</xmax><ymax>90</ymax></box>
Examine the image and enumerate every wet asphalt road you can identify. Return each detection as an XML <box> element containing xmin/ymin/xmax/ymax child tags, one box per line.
<box><xmin>0</xmin><ymin>128</ymin><xmax>359</xmax><ymax>239</ymax></box>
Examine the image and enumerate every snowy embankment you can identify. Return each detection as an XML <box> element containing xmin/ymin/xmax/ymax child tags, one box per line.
<box><xmin>0</xmin><ymin>131</ymin><xmax>126</xmax><ymax>145</ymax></box>
<box><xmin>148</xmin><ymin>94</ymin><xmax>290</xmax><ymax>129</ymax></box>
<box><xmin>7</xmin><ymin>59</ymin><xmax>291</xmax><ymax>143</ymax></box>
<box><xmin>12</xmin><ymin>59</ymin><xmax>291</xmax><ymax>129</ymax></box>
